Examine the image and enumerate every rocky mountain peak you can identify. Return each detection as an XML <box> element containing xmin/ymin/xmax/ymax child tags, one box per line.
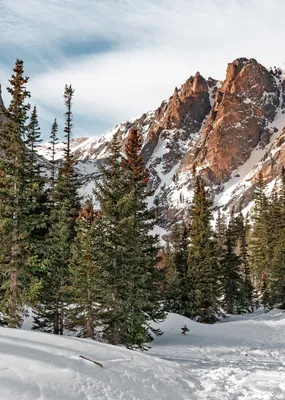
<box><xmin>181</xmin><ymin>57</ymin><xmax>283</xmax><ymax>184</ymax></box>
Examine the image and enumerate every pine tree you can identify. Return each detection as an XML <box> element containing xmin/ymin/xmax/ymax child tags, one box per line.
<box><xmin>0</xmin><ymin>59</ymin><xmax>31</xmax><ymax>327</ymax></box>
<box><xmin>268</xmin><ymin>169</ymin><xmax>285</xmax><ymax>308</ymax></box>
<box><xmin>220</xmin><ymin>215</ymin><xmax>245</xmax><ymax>314</ymax></box>
<box><xmin>187</xmin><ymin>176</ymin><xmax>220</xmax><ymax>323</ymax></box>
<box><xmin>278</xmin><ymin>167</ymin><xmax>285</xmax><ymax>221</ymax></box>
<box><xmin>172</xmin><ymin>222</ymin><xmax>188</xmax><ymax>280</ymax></box>
<box><xmin>49</xmin><ymin>118</ymin><xmax>59</xmax><ymax>191</ymax></box>
<box><xmin>67</xmin><ymin>200</ymin><xmax>101</xmax><ymax>338</ymax></box>
<box><xmin>165</xmin><ymin>222</ymin><xmax>192</xmax><ymax>316</ymax></box>
<box><xmin>249</xmin><ymin>173</ymin><xmax>270</xmax><ymax>306</ymax></box>
<box><xmin>25</xmin><ymin>106</ymin><xmax>42</xmax><ymax>181</ymax></box>
<box><xmin>270</xmin><ymin>236</ymin><xmax>285</xmax><ymax>309</ymax></box>
<box><xmin>94</xmin><ymin>129</ymin><xmax>165</xmax><ymax>349</ymax></box>
<box><xmin>34</xmin><ymin>84</ymin><xmax>80</xmax><ymax>334</ymax></box>
<box><xmin>234</xmin><ymin>213</ymin><xmax>254</xmax><ymax>312</ymax></box>
<box><xmin>161</xmin><ymin>240</ymin><xmax>175</xmax><ymax>292</ymax></box>
<box><xmin>215</xmin><ymin>209</ymin><xmax>227</xmax><ymax>253</ymax></box>
<box><xmin>24</xmin><ymin>106</ymin><xmax>48</xmax><ymax>280</ymax></box>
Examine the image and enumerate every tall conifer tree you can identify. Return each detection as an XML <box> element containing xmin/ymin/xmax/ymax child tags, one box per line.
<box><xmin>234</xmin><ymin>213</ymin><xmax>254</xmax><ymax>311</ymax></box>
<box><xmin>34</xmin><ymin>85</ymin><xmax>80</xmax><ymax>334</ymax></box>
<box><xmin>24</xmin><ymin>106</ymin><xmax>47</xmax><ymax>280</ymax></box>
<box><xmin>249</xmin><ymin>173</ymin><xmax>270</xmax><ymax>306</ymax></box>
<box><xmin>220</xmin><ymin>215</ymin><xmax>244</xmax><ymax>314</ymax></box>
<box><xmin>268</xmin><ymin>169</ymin><xmax>285</xmax><ymax>308</ymax></box>
<box><xmin>0</xmin><ymin>60</ymin><xmax>31</xmax><ymax>327</ymax></box>
<box><xmin>94</xmin><ymin>130</ymin><xmax>164</xmax><ymax>349</ymax></box>
<box><xmin>187</xmin><ymin>177</ymin><xmax>220</xmax><ymax>323</ymax></box>
<box><xmin>165</xmin><ymin>223</ymin><xmax>192</xmax><ymax>316</ymax></box>
<box><xmin>67</xmin><ymin>200</ymin><xmax>101</xmax><ymax>338</ymax></box>
<box><xmin>49</xmin><ymin>118</ymin><xmax>59</xmax><ymax>191</ymax></box>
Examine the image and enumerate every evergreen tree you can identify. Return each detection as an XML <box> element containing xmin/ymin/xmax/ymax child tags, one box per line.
<box><xmin>94</xmin><ymin>129</ymin><xmax>165</xmax><ymax>349</ymax></box>
<box><xmin>25</xmin><ymin>106</ymin><xmax>42</xmax><ymax>181</ymax></box>
<box><xmin>269</xmin><ymin>236</ymin><xmax>285</xmax><ymax>309</ymax></box>
<box><xmin>49</xmin><ymin>118</ymin><xmax>59</xmax><ymax>191</ymax></box>
<box><xmin>24</xmin><ymin>106</ymin><xmax>48</xmax><ymax>280</ymax></box>
<box><xmin>220</xmin><ymin>215</ymin><xmax>244</xmax><ymax>314</ymax></box>
<box><xmin>67</xmin><ymin>200</ymin><xmax>101</xmax><ymax>338</ymax></box>
<box><xmin>249</xmin><ymin>173</ymin><xmax>270</xmax><ymax>306</ymax></box>
<box><xmin>34</xmin><ymin>84</ymin><xmax>80</xmax><ymax>334</ymax></box>
<box><xmin>268</xmin><ymin>169</ymin><xmax>285</xmax><ymax>308</ymax></box>
<box><xmin>278</xmin><ymin>167</ymin><xmax>285</xmax><ymax>222</ymax></box>
<box><xmin>165</xmin><ymin>223</ymin><xmax>192</xmax><ymax>316</ymax></box>
<box><xmin>187</xmin><ymin>177</ymin><xmax>220</xmax><ymax>323</ymax></box>
<box><xmin>0</xmin><ymin>59</ymin><xmax>31</xmax><ymax>327</ymax></box>
<box><xmin>215</xmin><ymin>209</ymin><xmax>227</xmax><ymax>252</ymax></box>
<box><xmin>172</xmin><ymin>222</ymin><xmax>188</xmax><ymax>280</ymax></box>
<box><xmin>161</xmin><ymin>240</ymin><xmax>175</xmax><ymax>293</ymax></box>
<box><xmin>235</xmin><ymin>213</ymin><xmax>254</xmax><ymax>312</ymax></box>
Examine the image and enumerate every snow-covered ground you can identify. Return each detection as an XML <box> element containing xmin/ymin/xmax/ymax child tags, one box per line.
<box><xmin>150</xmin><ymin>310</ymin><xmax>285</xmax><ymax>399</ymax></box>
<box><xmin>1</xmin><ymin>310</ymin><xmax>285</xmax><ymax>399</ymax></box>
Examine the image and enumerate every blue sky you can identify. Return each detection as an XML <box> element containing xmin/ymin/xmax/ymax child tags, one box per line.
<box><xmin>0</xmin><ymin>0</ymin><xmax>285</xmax><ymax>140</ymax></box>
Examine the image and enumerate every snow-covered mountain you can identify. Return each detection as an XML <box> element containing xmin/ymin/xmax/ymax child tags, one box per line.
<box><xmin>36</xmin><ymin>58</ymin><xmax>285</xmax><ymax>227</ymax></box>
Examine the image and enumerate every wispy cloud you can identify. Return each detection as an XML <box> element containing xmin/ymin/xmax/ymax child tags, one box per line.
<box><xmin>0</xmin><ymin>0</ymin><xmax>285</xmax><ymax>138</ymax></box>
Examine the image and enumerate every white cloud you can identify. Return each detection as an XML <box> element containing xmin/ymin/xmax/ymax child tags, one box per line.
<box><xmin>1</xmin><ymin>0</ymin><xmax>285</xmax><ymax>136</ymax></box>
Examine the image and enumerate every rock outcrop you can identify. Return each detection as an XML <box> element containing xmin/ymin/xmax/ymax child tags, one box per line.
<box><xmin>182</xmin><ymin>58</ymin><xmax>282</xmax><ymax>183</ymax></box>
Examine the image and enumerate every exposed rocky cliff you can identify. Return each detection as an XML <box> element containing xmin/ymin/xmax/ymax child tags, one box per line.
<box><xmin>183</xmin><ymin>58</ymin><xmax>282</xmax><ymax>184</ymax></box>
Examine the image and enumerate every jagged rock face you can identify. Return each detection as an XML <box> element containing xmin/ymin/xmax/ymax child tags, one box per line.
<box><xmin>142</xmin><ymin>72</ymin><xmax>212</xmax><ymax>163</ymax></box>
<box><xmin>182</xmin><ymin>58</ymin><xmax>282</xmax><ymax>184</ymax></box>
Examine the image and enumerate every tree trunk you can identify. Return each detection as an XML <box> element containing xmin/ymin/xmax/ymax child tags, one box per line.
<box><xmin>8</xmin><ymin>172</ymin><xmax>20</xmax><ymax>328</ymax></box>
<box><xmin>86</xmin><ymin>291</ymin><xmax>94</xmax><ymax>339</ymax></box>
<box><xmin>53</xmin><ymin>302</ymin><xmax>59</xmax><ymax>334</ymax></box>
<box><xmin>59</xmin><ymin>300</ymin><xmax>64</xmax><ymax>335</ymax></box>
<box><xmin>8</xmin><ymin>268</ymin><xmax>18</xmax><ymax>328</ymax></box>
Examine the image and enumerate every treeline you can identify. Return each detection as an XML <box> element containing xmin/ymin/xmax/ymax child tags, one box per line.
<box><xmin>163</xmin><ymin>177</ymin><xmax>254</xmax><ymax>322</ymax></box>
<box><xmin>0</xmin><ymin>60</ymin><xmax>164</xmax><ymax>350</ymax></box>
<box><xmin>1</xmin><ymin>60</ymin><xmax>285</xmax><ymax>350</ymax></box>
<box><xmin>163</xmin><ymin>171</ymin><xmax>285</xmax><ymax>322</ymax></box>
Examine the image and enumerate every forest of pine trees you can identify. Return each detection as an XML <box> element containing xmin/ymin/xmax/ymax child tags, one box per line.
<box><xmin>1</xmin><ymin>60</ymin><xmax>285</xmax><ymax>349</ymax></box>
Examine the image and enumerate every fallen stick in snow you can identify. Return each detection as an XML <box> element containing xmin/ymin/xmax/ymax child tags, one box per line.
<box><xmin>79</xmin><ymin>355</ymin><xmax>103</xmax><ymax>368</ymax></box>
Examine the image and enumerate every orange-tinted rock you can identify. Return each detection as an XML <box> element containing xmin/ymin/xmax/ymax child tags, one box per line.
<box><xmin>141</xmin><ymin>72</ymin><xmax>212</xmax><ymax>162</ymax></box>
<box><xmin>182</xmin><ymin>58</ymin><xmax>281</xmax><ymax>183</ymax></box>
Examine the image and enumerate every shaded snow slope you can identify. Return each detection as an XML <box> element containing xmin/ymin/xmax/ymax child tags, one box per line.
<box><xmin>1</xmin><ymin>310</ymin><xmax>285</xmax><ymax>399</ymax></box>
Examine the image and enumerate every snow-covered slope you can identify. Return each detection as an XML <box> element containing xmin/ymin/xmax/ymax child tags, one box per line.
<box><xmin>1</xmin><ymin>310</ymin><xmax>285</xmax><ymax>399</ymax></box>
<box><xmin>151</xmin><ymin>310</ymin><xmax>285</xmax><ymax>399</ymax></box>
<box><xmin>38</xmin><ymin>136</ymin><xmax>103</xmax><ymax>161</ymax></box>
<box><xmin>0</xmin><ymin>325</ymin><xmax>196</xmax><ymax>399</ymax></box>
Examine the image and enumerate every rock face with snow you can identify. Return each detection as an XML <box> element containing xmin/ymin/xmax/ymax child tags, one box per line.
<box><xmin>183</xmin><ymin>58</ymin><xmax>282</xmax><ymax>183</ymax></box>
<box><xmin>35</xmin><ymin>58</ymin><xmax>285</xmax><ymax>227</ymax></box>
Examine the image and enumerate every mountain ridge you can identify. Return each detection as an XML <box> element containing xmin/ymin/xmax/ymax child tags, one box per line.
<box><xmin>34</xmin><ymin>57</ymin><xmax>285</xmax><ymax>228</ymax></box>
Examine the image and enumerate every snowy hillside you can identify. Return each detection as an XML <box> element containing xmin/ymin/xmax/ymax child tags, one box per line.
<box><xmin>1</xmin><ymin>310</ymin><xmax>285</xmax><ymax>399</ymax></box>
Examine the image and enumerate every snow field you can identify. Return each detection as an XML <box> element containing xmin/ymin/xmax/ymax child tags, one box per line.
<box><xmin>1</xmin><ymin>308</ymin><xmax>285</xmax><ymax>399</ymax></box>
